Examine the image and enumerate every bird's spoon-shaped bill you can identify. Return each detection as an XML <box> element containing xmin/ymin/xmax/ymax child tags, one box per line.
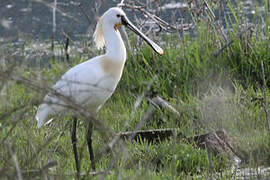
<box><xmin>121</xmin><ymin>16</ymin><xmax>163</xmax><ymax>55</ymax></box>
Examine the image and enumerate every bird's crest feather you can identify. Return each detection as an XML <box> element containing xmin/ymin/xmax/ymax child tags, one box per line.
<box><xmin>93</xmin><ymin>18</ymin><xmax>105</xmax><ymax>50</ymax></box>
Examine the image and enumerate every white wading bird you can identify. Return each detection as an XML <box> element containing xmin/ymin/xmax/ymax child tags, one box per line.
<box><xmin>36</xmin><ymin>7</ymin><xmax>163</xmax><ymax>173</ymax></box>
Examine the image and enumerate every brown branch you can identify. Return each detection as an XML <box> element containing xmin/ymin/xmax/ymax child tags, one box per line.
<box><xmin>214</xmin><ymin>25</ymin><xmax>253</xmax><ymax>57</ymax></box>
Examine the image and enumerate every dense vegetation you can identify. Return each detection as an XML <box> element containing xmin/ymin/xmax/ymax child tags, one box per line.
<box><xmin>1</xmin><ymin>0</ymin><xmax>270</xmax><ymax>179</ymax></box>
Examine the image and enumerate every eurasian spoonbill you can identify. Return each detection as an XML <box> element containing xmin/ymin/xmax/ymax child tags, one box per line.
<box><xmin>36</xmin><ymin>7</ymin><xmax>163</xmax><ymax>173</ymax></box>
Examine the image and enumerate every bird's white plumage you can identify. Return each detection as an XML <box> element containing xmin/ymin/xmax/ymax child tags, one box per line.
<box><xmin>36</xmin><ymin>55</ymin><xmax>121</xmax><ymax>127</ymax></box>
<box><xmin>36</xmin><ymin>8</ymin><xmax>127</xmax><ymax>127</ymax></box>
<box><xmin>36</xmin><ymin>7</ymin><xmax>163</xmax><ymax>128</ymax></box>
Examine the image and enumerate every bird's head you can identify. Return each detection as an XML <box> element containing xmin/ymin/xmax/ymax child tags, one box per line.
<box><xmin>93</xmin><ymin>7</ymin><xmax>163</xmax><ymax>55</ymax></box>
<box><xmin>103</xmin><ymin>7</ymin><xmax>126</xmax><ymax>31</ymax></box>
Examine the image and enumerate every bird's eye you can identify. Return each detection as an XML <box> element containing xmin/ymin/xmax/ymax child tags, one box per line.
<box><xmin>116</xmin><ymin>14</ymin><xmax>121</xmax><ymax>18</ymax></box>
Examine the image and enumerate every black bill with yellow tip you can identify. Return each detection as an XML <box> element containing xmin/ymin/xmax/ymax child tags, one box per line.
<box><xmin>121</xmin><ymin>15</ymin><xmax>163</xmax><ymax>55</ymax></box>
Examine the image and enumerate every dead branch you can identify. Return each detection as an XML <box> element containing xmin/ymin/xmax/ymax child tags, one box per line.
<box><xmin>41</xmin><ymin>170</ymin><xmax>111</xmax><ymax>177</ymax></box>
<box><xmin>41</xmin><ymin>161</ymin><xmax>58</xmax><ymax>172</ymax></box>
<box><xmin>78</xmin><ymin>3</ymin><xmax>92</xmax><ymax>25</ymax></box>
<box><xmin>51</xmin><ymin>0</ymin><xmax>57</xmax><ymax>53</ymax></box>
<box><xmin>214</xmin><ymin>25</ymin><xmax>253</xmax><ymax>57</ymax></box>
<box><xmin>261</xmin><ymin>61</ymin><xmax>270</xmax><ymax>132</ymax></box>
<box><xmin>21</xmin><ymin>161</ymin><xmax>58</xmax><ymax>178</ymax></box>
<box><xmin>32</xmin><ymin>0</ymin><xmax>78</xmax><ymax>22</ymax></box>
<box><xmin>203</xmin><ymin>0</ymin><xmax>215</xmax><ymax>21</ymax></box>
<box><xmin>8</xmin><ymin>143</ymin><xmax>23</xmax><ymax>180</ymax></box>
<box><xmin>118</xmin><ymin>0</ymin><xmax>125</xmax><ymax>6</ymax></box>
<box><xmin>118</xmin><ymin>3</ymin><xmax>193</xmax><ymax>32</ymax></box>
<box><xmin>149</xmin><ymin>95</ymin><xmax>180</xmax><ymax>117</ymax></box>
<box><xmin>0</xmin><ymin>62</ymin><xmax>16</xmax><ymax>92</ymax></box>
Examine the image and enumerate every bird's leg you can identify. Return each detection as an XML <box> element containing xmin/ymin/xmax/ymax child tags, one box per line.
<box><xmin>71</xmin><ymin>116</ymin><xmax>80</xmax><ymax>175</ymax></box>
<box><xmin>86</xmin><ymin>120</ymin><xmax>96</xmax><ymax>171</ymax></box>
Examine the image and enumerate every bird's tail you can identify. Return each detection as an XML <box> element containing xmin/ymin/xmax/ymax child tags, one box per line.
<box><xmin>36</xmin><ymin>104</ymin><xmax>52</xmax><ymax>128</ymax></box>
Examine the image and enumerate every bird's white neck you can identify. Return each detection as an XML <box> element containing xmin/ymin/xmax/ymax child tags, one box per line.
<box><xmin>103</xmin><ymin>24</ymin><xmax>126</xmax><ymax>62</ymax></box>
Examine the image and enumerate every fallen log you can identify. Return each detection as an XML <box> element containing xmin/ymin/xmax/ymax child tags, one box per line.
<box><xmin>189</xmin><ymin>129</ymin><xmax>241</xmax><ymax>162</ymax></box>
<box><xmin>120</xmin><ymin>128</ymin><xmax>180</xmax><ymax>142</ymax></box>
<box><xmin>119</xmin><ymin>128</ymin><xmax>241</xmax><ymax>162</ymax></box>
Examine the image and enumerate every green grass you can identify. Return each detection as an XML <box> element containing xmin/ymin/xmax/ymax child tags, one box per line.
<box><xmin>1</xmin><ymin>1</ymin><xmax>270</xmax><ymax>179</ymax></box>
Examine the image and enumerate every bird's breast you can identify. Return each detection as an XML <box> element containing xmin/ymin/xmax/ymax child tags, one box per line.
<box><xmin>100</xmin><ymin>56</ymin><xmax>125</xmax><ymax>82</ymax></box>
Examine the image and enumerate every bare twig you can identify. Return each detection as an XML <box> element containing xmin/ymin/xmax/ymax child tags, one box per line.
<box><xmin>32</xmin><ymin>0</ymin><xmax>78</xmax><ymax>22</ymax></box>
<box><xmin>214</xmin><ymin>25</ymin><xmax>253</xmax><ymax>57</ymax></box>
<box><xmin>128</xmin><ymin>105</ymin><xmax>156</xmax><ymax>141</ymax></box>
<box><xmin>45</xmin><ymin>170</ymin><xmax>111</xmax><ymax>177</ymax></box>
<box><xmin>8</xmin><ymin>144</ymin><xmax>23</xmax><ymax>180</ymax></box>
<box><xmin>119</xmin><ymin>3</ymin><xmax>193</xmax><ymax>32</ymax></box>
<box><xmin>118</xmin><ymin>0</ymin><xmax>125</xmax><ymax>6</ymax></box>
<box><xmin>261</xmin><ymin>61</ymin><xmax>270</xmax><ymax>132</ymax></box>
<box><xmin>203</xmin><ymin>0</ymin><xmax>228</xmax><ymax>42</ymax></box>
<box><xmin>22</xmin><ymin>161</ymin><xmax>109</xmax><ymax>178</ymax></box>
<box><xmin>149</xmin><ymin>95</ymin><xmax>180</xmax><ymax>117</ymax></box>
<box><xmin>0</xmin><ymin>62</ymin><xmax>15</xmax><ymax>92</ymax></box>
<box><xmin>203</xmin><ymin>0</ymin><xmax>215</xmax><ymax>21</ymax></box>
<box><xmin>0</xmin><ymin>108</ymin><xmax>28</xmax><ymax>145</ymax></box>
<box><xmin>78</xmin><ymin>3</ymin><xmax>92</xmax><ymax>25</ymax></box>
<box><xmin>95</xmin><ymin>78</ymin><xmax>156</xmax><ymax>164</ymax></box>
<box><xmin>51</xmin><ymin>0</ymin><xmax>57</xmax><ymax>53</ymax></box>
<box><xmin>269</xmin><ymin>0</ymin><xmax>270</xmax><ymax>12</ymax></box>
<box><xmin>41</xmin><ymin>160</ymin><xmax>58</xmax><ymax>172</ymax></box>
<box><xmin>121</xmin><ymin>26</ymin><xmax>132</xmax><ymax>52</ymax></box>
<box><xmin>21</xmin><ymin>161</ymin><xmax>58</xmax><ymax>177</ymax></box>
